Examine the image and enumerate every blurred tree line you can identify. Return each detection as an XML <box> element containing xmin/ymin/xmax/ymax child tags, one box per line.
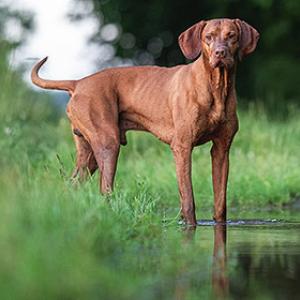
<box><xmin>73</xmin><ymin>0</ymin><xmax>300</xmax><ymax>103</ymax></box>
<box><xmin>0</xmin><ymin>3</ymin><xmax>59</xmax><ymax>124</ymax></box>
<box><xmin>0</xmin><ymin>3</ymin><xmax>33</xmax><ymax>66</ymax></box>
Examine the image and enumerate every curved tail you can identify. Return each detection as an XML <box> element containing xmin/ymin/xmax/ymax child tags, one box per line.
<box><xmin>31</xmin><ymin>57</ymin><xmax>76</xmax><ymax>93</ymax></box>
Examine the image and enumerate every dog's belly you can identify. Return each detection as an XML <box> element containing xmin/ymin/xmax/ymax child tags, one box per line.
<box><xmin>119</xmin><ymin>113</ymin><xmax>174</xmax><ymax>144</ymax></box>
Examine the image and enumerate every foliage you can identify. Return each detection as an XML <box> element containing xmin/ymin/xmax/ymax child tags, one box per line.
<box><xmin>0</xmin><ymin>3</ymin><xmax>33</xmax><ymax>50</ymax></box>
<box><xmin>73</xmin><ymin>0</ymin><xmax>300</xmax><ymax>102</ymax></box>
<box><xmin>1</xmin><ymin>75</ymin><xmax>300</xmax><ymax>297</ymax></box>
<box><xmin>1</xmin><ymin>2</ymin><xmax>300</xmax><ymax>298</ymax></box>
<box><xmin>0</xmin><ymin>4</ymin><xmax>61</xmax><ymax>134</ymax></box>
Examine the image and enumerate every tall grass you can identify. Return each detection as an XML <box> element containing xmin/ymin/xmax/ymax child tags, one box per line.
<box><xmin>0</xmin><ymin>58</ymin><xmax>300</xmax><ymax>299</ymax></box>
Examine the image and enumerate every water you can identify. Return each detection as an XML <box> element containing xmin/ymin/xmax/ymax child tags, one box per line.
<box><xmin>207</xmin><ymin>224</ymin><xmax>299</xmax><ymax>299</ymax></box>
<box><xmin>197</xmin><ymin>219</ymin><xmax>283</xmax><ymax>226</ymax></box>
<box><xmin>169</xmin><ymin>211</ymin><xmax>300</xmax><ymax>300</ymax></box>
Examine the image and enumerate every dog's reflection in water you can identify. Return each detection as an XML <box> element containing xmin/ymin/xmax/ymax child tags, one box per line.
<box><xmin>212</xmin><ymin>225</ymin><xmax>228</xmax><ymax>298</ymax></box>
<box><xmin>175</xmin><ymin>225</ymin><xmax>228</xmax><ymax>299</ymax></box>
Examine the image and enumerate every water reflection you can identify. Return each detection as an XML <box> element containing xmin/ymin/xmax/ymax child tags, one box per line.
<box><xmin>212</xmin><ymin>225</ymin><xmax>228</xmax><ymax>298</ymax></box>
<box><xmin>176</xmin><ymin>225</ymin><xmax>229</xmax><ymax>299</ymax></box>
<box><xmin>176</xmin><ymin>221</ymin><xmax>300</xmax><ymax>300</ymax></box>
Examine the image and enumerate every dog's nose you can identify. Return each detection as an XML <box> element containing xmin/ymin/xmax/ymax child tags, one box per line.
<box><xmin>215</xmin><ymin>47</ymin><xmax>226</xmax><ymax>59</ymax></box>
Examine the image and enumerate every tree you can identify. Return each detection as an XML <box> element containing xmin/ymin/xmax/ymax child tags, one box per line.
<box><xmin>72</xmin><ymin>0</ymin><xmax>300</xmax><ymax>102</ymax></box>
<box><xmin>0</xmin><ymin>3</ymin><xmax>33</xmax><ymax>57</ymax></box>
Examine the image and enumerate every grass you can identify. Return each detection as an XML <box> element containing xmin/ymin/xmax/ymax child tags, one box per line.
<box><xmin>0</xmin><ymin>59</ymin><xmax>300</xmax><ymax>299</ymax></box>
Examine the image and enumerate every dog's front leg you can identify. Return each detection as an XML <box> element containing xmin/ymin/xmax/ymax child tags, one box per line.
<box><xmin>210</xmin><ymin>138</ymin><xmax>233</xmax><ymax>223</ymax></box>
<box><xmin>171</xmin><ymin>143</ymin><xmax>196</xmax><ymax>226</ymax></box>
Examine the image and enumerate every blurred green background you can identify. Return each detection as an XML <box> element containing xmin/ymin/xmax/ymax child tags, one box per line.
<box><xmin>1</xmin><ymin>1</ymin><xmax>300</xmax><ymax>299</ymax></box>
<box><xmin>2</xmin><ymin>0</ymin><xmax>300</xmax><ymax>105</ymax></box>
<box><xmin>74</xmin><ymin>0</ymin><xmax>300</xmax><ymax>106</ymax></box>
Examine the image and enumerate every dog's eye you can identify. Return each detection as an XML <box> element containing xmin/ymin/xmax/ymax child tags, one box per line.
<box><xmin>228</xmin><ymin>32</ymin><xmax>236</xmax><ymax>39</ymax></box>
<box><xmin>205</xmin><ymin>34</ymin><xmax>212</xmax><ymax>43</ymax></box>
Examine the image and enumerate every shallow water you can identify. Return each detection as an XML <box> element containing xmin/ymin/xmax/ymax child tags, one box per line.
<box><xmin>197</xmin><ymin>218</ymin><xmax>284</xmax><ymax>226</ymax></box>
<box><xmin>207</xmin><ymin>224</ymin><xmax>299</xmax><ymax>299</ymax></box>
<box><xmin>172</xmin><ymin>211</ymin><xmax>300</xmax><ymax>300</ymax></box>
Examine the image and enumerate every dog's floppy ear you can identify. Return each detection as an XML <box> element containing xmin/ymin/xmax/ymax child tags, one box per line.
<box><xmin>234</xmin><ymin>19</ymin><xmax>259</xmax><ymax>60</ymax></box>
<box><xmin>178</xmin><ymin>21</ymin><xmax>207</xmax><ymax>60</ymax></box>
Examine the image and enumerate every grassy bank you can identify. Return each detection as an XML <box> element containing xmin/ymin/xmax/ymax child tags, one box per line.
<box><xmin>0</xmin><ymin>63</ymin><xmax>300</xmax><ymax>298</ymax></box>
<box><xmin>2</xmin><ymin>98</ymin><xmax>298</xmax><ymax>212</ymax></box>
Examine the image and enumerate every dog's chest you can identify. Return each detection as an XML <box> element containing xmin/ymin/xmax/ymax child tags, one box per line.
<box><xmin>191</xmin><ymin>96</ymin><xmax>229</xmax><ymax>145</ymax></box>
<box><xmin>192</xmin><ymin>118</ymin><xmax>225</xmax><ymax>146</ymax></box>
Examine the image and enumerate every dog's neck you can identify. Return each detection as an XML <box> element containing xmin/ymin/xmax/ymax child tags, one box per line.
<box><xmin>192</xmin><ymin>56</ymin><xmax>236</xmax><ymax>123</ymax></box>
<box><xmin>201</xmin><ymin>56</ymin><xmax>236</xmax><ymax>100</ymax></box>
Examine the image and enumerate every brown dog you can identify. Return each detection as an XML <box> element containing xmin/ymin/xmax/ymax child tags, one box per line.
<box><xmin>31</xmin><ymin>18</ymin><xmax>259</xmax><ymax>226</ymax></box>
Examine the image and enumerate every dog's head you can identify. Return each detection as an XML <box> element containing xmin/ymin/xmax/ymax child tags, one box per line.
<box><xmin>178</xmin><ymin>18</ymin><xmax>259</xmax><ymax>69</ymax></box>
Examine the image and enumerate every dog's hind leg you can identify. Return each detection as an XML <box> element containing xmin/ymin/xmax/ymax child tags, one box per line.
<box><xmin>68</xmin><ymin>94</ymin><xmax>120</xmax><ymax>193</ymax></box>
<box><xmin>89</xmin><ymin>128</ymin><xmax>120</xmax><ymax>194</ymax></box>
<box><xmin>71</xmin><ymin>128</ymin><xmax>98</xmax><ymax>182</ymax></box>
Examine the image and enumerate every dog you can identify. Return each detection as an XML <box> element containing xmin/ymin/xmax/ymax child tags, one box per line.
<box><xmin>31</xmin><ymin>18</ymin><xmax>259</xmax><ymax>226</ymax></box>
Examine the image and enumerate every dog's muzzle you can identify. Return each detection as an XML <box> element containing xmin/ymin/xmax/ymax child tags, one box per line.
<box><xmin>209</xmin><ymin>45</ymin><xmax>234</xmax><ymax>69</ymax></box>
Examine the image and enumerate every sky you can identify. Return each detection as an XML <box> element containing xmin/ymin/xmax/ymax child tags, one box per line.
<box><xmin>4</xmin><ymin>0</ymin><xmax>101</xmax><ymax>82</ymax></box>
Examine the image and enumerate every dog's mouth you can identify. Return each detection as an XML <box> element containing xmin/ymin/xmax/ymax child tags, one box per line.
<box><xmin>210</xmin><ymin>57</ymin><xmax>234</xmax><ymax>69</ymax></box>
<box><xmin>213</xmin><ymin>60</ymin><xmax>225</xmax><ymax>68</ymax></box>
